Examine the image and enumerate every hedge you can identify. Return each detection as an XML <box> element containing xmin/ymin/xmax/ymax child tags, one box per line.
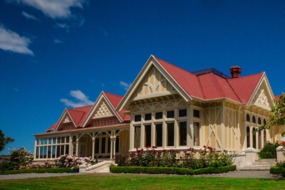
<box><xmin>0</xmin><ymin>167</ymin><xmax>73</xmax><ymax>175</ymax></box>
<box><xmin>270</xmin><ymin>166</ymin><xmax>285</xmax><ymax>177</ymax></box>
<box><xmin>110</xmin><ymin>165</ymin><xmax>236</xmax><ymax>175</ymax></box>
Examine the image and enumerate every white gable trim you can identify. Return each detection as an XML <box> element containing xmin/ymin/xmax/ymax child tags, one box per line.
<box><xmin>246</xmin><ymin>73</ymin><xmax>275</xmax><ymax>109</ymax></box>
<box><xmin>117</xmin><ymin>55</ymin><xmax>191</xmax><ymax>111</ymax></box>
<box><xmin>55</xmin><ymin>109</ymin><xmax>77</xmax><ymax>131</ymax></box>
<box><xmin>82</xmin><ymin>92</ymin><xmax>122</xmax><ymax>127</ymax></box>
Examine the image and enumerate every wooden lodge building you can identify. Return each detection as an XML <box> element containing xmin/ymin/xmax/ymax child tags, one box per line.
<box><xmin>34</xmin><ymin>55</ymin><xmax>282</xmax><ymax>166</ymax></box>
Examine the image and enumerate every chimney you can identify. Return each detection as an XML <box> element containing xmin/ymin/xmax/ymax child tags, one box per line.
<box><xmin>230</xmin><ymin>66</ymin><xmax>242</xmax><ymax>78</ymax></box>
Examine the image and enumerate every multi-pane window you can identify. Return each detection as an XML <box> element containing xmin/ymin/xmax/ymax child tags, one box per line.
<box><xmin>135</xmin><ymin>115</ymin><xmax>141</xmax><ymax>122</ymax></box>
<box><xmin>134</xmin><ymin>126</ymin><xmax>141</xmax><ymax>148</ymax></box>
<box><xmin>179</xmin><ymin>109</ymin><xmax>187</xmax><ymax>117</ymax></box>
<box><xmin>155</xmin><ymin>124</ymin><xmax>162</xmax><ymax>147</ymax></box>
<box><xmin>167</xmin><ymin>123</ymin><xmax>174</xmax><ymax>146</ymax></box>
<box><xmin>193</xmin><ymin>110</ymin><xmax>200</xmax><ymax>118</ymax></box>
<box><xmin>167</xmin><ymin>110</ymin><xmax>174</xmax><ymax>118</ymax></box>
<box><xmin>179</xmin><ymin>121</ymin><xmax>187</xmax><ymax>146</ymax></box>
<box><xmin>145</xmin><ymin>113</ymin><xmax>152</xmax><ymax>121</ymax></box>
<box><xmin>145</xmin><ymin>125</ymin><xmax>151</xmax><ymax>147</ymax></box>
<box><xmin>155</xmin><ymin>112</ymin><xmax>163</xmax><ymax>119</ymax></box>
<box><xmin>193</xmin><ymin>122</ymin><xmax>200</xmax><ymax>146</ymax></box>
<box><xmin>36</xmin><ymin>136</ymin><xmax>69</xmax><ymax>159</ymax></box>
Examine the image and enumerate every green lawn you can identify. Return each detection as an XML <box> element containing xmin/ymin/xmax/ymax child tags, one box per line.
<box><xmin>0</xmin><ymin>174</ymin><xmax>284</xmax><ymax>190</ymax></box>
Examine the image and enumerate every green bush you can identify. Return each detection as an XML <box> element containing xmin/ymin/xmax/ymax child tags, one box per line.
<box><xmin>0</xmin><ymin>167</ymin><xmax>73</xmax><ymax>175</ymax></box>
<box><xmin>258</xmin><ymin>142</ymin><xmax>279</xmax><ymax>159</ymax></box>
<box><xmin>110</xmin><ymin>165</ymin><xmax>236</xmax><ymax>175</ymax></box>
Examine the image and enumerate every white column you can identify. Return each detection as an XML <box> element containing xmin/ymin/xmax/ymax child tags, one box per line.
<box><xmin>250</xmin><ymin>127</ymin><xmax>253</xmax><ymax>148</ymax></box>
<box><xmin>92</xmin><ymin>137</ymin><xmax>95</xmax><ymax>159</ymax></box>
<box><xmin>221</xmin><ymin>105</ymin><xmax>225</xmax><ymax>151</ymax></box>
<box><xmin>34</xmin><ymin>138</ymin><xmax>37</xmax><ymax>159</ymax></box>
<box><xmin>140</xmin><ymin>123</ymin><xmax>145</xmax><ymax>148</ymax></box>
<box><xmin>130</xmin><ymin>123</ymin><xmax>134</xmax><ymax>151</ymax></box>
<box><xmin>151</xmin><ymin>111</ymin><xmax>156</xmax><ymax>147</ymax></box>
<box><xmin>113</xmin><ymin>136</ymin><xmax>117</xmax><ymax>160</ymax></box>
<box><xmin>110</xmin><ymin>131</ymin><xmax>114</xmax><ymax>159</ymax></box>
<box><xmin>69</xmin><ymin>136</ymin><xmax>73</xmax><ymax>156</ymax></box>
<box><xmin>76</xmin><ymin>136</ymin><xmax>79</xmax><ymax>157</ymax></box>
<box><xmin>174</xmin><ymin>108</ymin><xmax>178</xmax><ymax>148</ymax></box>
<box><xmin>187</xmin><ymin>106</ymin><xmax>193</xmax><ymax>147</ymax></box>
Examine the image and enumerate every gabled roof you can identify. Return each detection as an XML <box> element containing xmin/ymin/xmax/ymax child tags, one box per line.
<box><xmin>228</xmin><ymin>73</ymin><xmax>264</xmax><ymax>105</ymax></box>
<box><xmin>67</xmin><ymin>105</ymin><xmax>93</xmax><ymax>126</ymax></box>
<box><xmin>54</xmin><ymin>105</ymin><xmax>92</xmax><ymax>131</ymax></box>
<box><xmin>118</xmin><ymin>55</ymin><xmax>271</xmax><ymax>110</ymax></box>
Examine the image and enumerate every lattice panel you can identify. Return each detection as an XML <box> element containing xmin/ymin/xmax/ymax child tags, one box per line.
<box><xmin>93</xmin><ymin>101</ymin><xmax>113</xmax><ymax>118</ymax></box>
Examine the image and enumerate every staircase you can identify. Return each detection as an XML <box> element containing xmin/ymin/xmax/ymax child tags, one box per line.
<box><xmin>239</xmin><ymin>159</ymin><xmax>276</xmax><ymax>171</ymax></box>
<box><xmin>80</xmin><ymin>160</ymin><xmax>115</xmax><ymax>173</ymax></box>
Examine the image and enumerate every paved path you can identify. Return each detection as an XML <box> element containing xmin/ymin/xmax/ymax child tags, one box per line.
<box><xmin>0</xmin><ymin>170</ymin><xmax>281</xmax><ymax>180</ymax></box>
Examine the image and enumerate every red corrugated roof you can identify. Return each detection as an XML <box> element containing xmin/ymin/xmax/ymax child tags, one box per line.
<box><xmin>104</xmin><ymin>92</ymin><xmax>123</xmax><ymax>109</ymax></box>
<box><xmin>67</xmin><ymin>105</ymin><xmax>93</xmax><ymax>127</ymax></box>
<box><xmin>155</xmin><ymin>57</ymin><xmax>205</xmax><ymax>99</ymax></box>
<box><xmin>46</xmin><ymin>122</ymin><xmax>58</xmax><ymax>132</ymax></box>
<box><xmin>228</xmin><ymin>73</ymin><xmax>263</xmax><ymax>105</ymax></box>
<box><xmin>154</xmin><ymin>56</ymin><xmax>264</xmax><ymax>105</ymax></box>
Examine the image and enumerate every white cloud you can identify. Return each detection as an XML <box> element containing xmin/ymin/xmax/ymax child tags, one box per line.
<box><xmin>22</xmin><ymin>11</ymin><xmax>38</xmax><ymax>21</ymax></box>
<box><xmin>60</xmin><ymin>90</ymin><xmax>93</xmax><ymax>108</ymax></box>
<box><xmin>53</xmin><ymin>38</ymin><xmax>63</xmax><ymax>44</ymax></box>
<box><xmin>17</xmin><ymin>0</ymin><xmax>85</xmax><ymax>19</ymax></box>
<box><xmin>120</xmin><ymin>81</ymin><xmax>131</xmax><ymax>91</ymax></box>
<box><xmin>56</xmin><ymin>23</ymin><xmax>70</xmax><ymax>29</ymax></box>
<box><xmin>0</xmin><ymin>26</ymin><xmax>34</xmax><ymax>55</ymax></box>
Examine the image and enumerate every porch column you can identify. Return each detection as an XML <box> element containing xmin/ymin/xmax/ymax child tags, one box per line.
<box><xmin>110</xmin><ymin>131</ymin><xmax>114</xmax><ymax>159</ymax></box>
<box><xmin>130</xmin><ymin>122</ymin><xmax>134</xmax><ymax>150</ymax></box>
<box><xmin>34</xmin><ymin>138</ymin><xmax>37</xmax><ymax>159</ymax></box>
<box><xmin>92</xmin><ymin>137</ymin><xmax>95</xmax><ymax>159</ymax></box>
<box><xmin>76</xmin><ymin>137</ymin><xmax>79</xmax><ymax>157</ymax></box>
<box><xmin>113</xmin><ymin>135</ymin><xmax>117</xmax><ymax>159</ymax></box>
<box><xmin>174</xmin><ymin>108</ymin><xmax>178</xmax><ymax>148</ymax></box>
<box><xmin>250</xmin><ymin>127</ymin><xmax>253</xmax><ymax>148</ymax></box>
<box><xmin>261</xmin><ymin>130</ymin><xmax>264</xmax><ymax>148</ymax></box>
<box><xmin>69</xmin><ymin>136</ymin><xmax>73</xmax><ymax>156</ymax></box>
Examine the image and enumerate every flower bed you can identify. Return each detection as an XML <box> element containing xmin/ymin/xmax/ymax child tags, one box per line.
<box><xmin>118</xmin><ymin>146</ymin><xmax>233</xmax><ymax>169</ymax></box>
<box><xmin>110</xmin><ymin>165</ymin><xmax>236</xmax><ymax>175</ymax></box>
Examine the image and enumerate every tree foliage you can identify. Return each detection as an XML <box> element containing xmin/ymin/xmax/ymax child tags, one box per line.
<box><xmin>0</xmin><ymin>130</ymin><xmax>14</xmax><ymax>152</ymax></box>
<box><xmin>264</xmin><ymin>94</ymin><xmax>285</xmax><ymax>136</ymax></box>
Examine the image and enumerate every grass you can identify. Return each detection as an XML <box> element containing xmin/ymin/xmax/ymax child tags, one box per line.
<box><xmin>0</xmin><ymin>173</ymin><xmax>284</xmax><ymax>190</ymax></box>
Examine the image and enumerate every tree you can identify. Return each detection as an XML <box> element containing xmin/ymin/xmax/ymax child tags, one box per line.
<box><xmin>263</xmin><ymin>94</ymin><xmax>285</xmax><ymax>136</ymax></box>
<box><xmin>0</xmin><ymin>130</ymin><xmax>14</xmax><ymax>152</ymax></box>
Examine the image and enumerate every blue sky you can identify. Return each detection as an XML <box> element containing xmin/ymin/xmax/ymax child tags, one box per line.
<box><xmin>1</xmin><ymin>0</ymin><xmax>285</xmax><ymax>155</ymax></box>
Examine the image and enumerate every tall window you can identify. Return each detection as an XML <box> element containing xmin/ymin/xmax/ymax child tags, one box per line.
<box><xmin>194</xmin><ymin>122</ymin><xmax>200</xmax><ymax>146</ymax></box>
<box><xmin>134</xmin><ymin>126</ymin><xmax>141</xmax><ymax>148</ymax></box>
<box><xmin>179</xmin><ymin>109</ymin><xmax>187</xmax><ymax>117</ymax></box>
<box><xmin>252</xmin><ymin>116</ymin><xmax>256</xmax><ymax>124</ymax></box>
<box><xmin>179</xmin><ymin>121</ymin><xmax>187</xmax><ymax>146</ymax></box>
<box><xmin>156</xmin><ymin>124</ymin><xmax>162</xmax><ymax>147</ymax></box>
<box><xmin>246</xmin><ymin>114</ymin><xmax>250</xmax><ymax>122</ymax></box>
<box><xmin>253</xmin><ymin>128</ymin><xmax>256</xmax><ymax>148</ymax></box>
<box><xmin>101</xmin><ymin>137</ymin><xmax>106</xmax><ymax>153</ymax></box>
<box><xmin>193</xmin><ymin>110</ymin><xmax>200</xmax><ymax>118</ymax></box>
<box><xmin>145</xmin><ymin>113</ymin><xmax>151</xmax><ymax>121</ymax></box>
<box><xmin>135</xmin><ymin>115</ymin><xmax>141</xmax><ymax>122</ymax></box>
<box><xmin>145</xmin><ymin>125</ymin><xmax>151</xmax><ymax>147</ymax></box>
<box><xmin>167</xmin><ymin>110</ymin><xmax>174</xmax><ymax>118</ymax></box>
<box><xmin>167</xmin><ymin>123</ymin><xmax>174</xmax><ymax>146</ymax></box>
<box><xmin>95</xmin><ymin>138</ymin><xmax>99</xmax><ymax>153</ymax></box>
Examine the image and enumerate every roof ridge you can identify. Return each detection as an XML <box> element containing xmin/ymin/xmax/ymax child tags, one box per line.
<box><xmin>197</xmin><ymin>75</ymin><xmax>206</xmax><ymax>99</ymax></box>
<box><xmin>211</xmin><ymin>73</ymin><xmax>226</xmax><ymax>98</ymax></box>
<box><xmin>226</xmin><ymin>78</ymin><xmax>242</xmax><ymax>103</ymax></box>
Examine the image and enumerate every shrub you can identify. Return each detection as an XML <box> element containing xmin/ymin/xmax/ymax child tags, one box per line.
<box><xmin>7</xmin><ymin>148</ymin><xmax>33</xmax><ymax>170</ymax></box>
<box><xmin>0</xmin><ymin>167</ymin><xmax>73</xmax><ymax>175</ymax></box>
<box><xmin>258</xmin><ymin>142</ymin><xmax>279</xmax><ymax>159</ymax></box>
<box><xmin>110</xmin><ymin>165</ymin><xmax>236</xmax><ymax>175</ymax></box>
